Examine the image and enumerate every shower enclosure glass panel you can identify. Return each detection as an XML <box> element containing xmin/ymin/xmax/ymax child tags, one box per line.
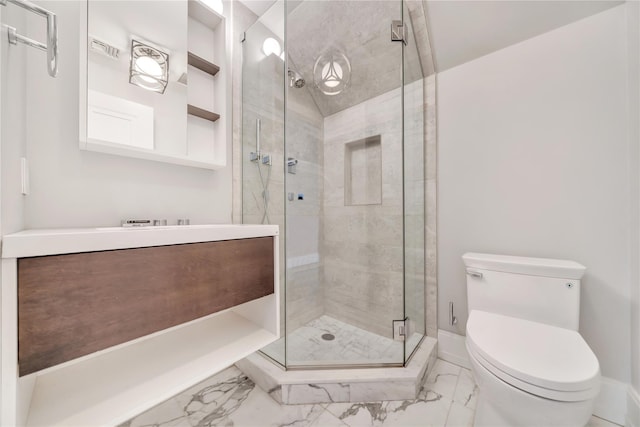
<box><xmin>241</xmin><ymin>1</ymin><xmax>286</xmax><ymax>366</ymax></box>
<box><xmin>402</xmin><ymin>0</ymin><xmax>427</xmax><ymax>363</ymax></box>
<box><xmin>242</xmin><ymin>0</ymin><xmax>428</xmax><ymax>369</ymax></box>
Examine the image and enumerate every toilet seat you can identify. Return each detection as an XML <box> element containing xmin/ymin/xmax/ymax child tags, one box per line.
<box><xmin>467</xmin><ymin>310</ymin><xmax>600</xmax><ymax>402</ymax></box>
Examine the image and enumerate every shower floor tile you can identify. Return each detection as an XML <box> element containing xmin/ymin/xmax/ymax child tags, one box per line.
<box><xmin>261</xmin><ymin>315</ymin><xmax>423</xmax><ymax>366</ymax></box>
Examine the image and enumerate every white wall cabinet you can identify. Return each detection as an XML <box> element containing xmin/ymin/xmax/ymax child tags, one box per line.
<box><xmin>79</xmin><ymin>0</ymin><xmax>230</xmax><ymax>170</ymax></box>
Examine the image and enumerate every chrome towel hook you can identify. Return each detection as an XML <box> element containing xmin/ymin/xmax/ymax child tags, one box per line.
<box><xmin>1</xmin><ymin>0</ymin><xmax>58</xmax><ymax>77</ymax></box>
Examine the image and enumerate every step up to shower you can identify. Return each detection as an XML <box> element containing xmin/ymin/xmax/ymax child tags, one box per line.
<box><xmin>236</xmin><ymin>336</ymin><xmax>437</xmax><ymax>405</ymax></box>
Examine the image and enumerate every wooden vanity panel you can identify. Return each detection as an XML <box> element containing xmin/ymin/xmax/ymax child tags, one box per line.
<box><xmin>17</xmin><ymin>237</ymin><xmax>274</xmax><ymax>376</ymax></box>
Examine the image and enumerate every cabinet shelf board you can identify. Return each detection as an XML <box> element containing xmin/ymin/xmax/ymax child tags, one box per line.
<box><xmin>85</xmin><ymin>140</ymin><xmax>224</xmax><ymax>170</ymax></box>
<box><xmin>188</xmin><ymin>52</ymin><xmax>219</xmax><ymax>76</ymax></box>
<box><xmin>24</xmin><ymin>309</ymin><xmax>278</xmax><ymax>426</ymax></box>
<box><xmin>188</xmin><ymin>104</ymin><xmax>220</xmax><ymax>122</ymax></box>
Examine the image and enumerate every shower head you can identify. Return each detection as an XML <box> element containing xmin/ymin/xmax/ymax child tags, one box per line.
<box><xmin>288</xmin><ymin>69</ymin><xmax>305</xmax><ymax>88</ymax></box>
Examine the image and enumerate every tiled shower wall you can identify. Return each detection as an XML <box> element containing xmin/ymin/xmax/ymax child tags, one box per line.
<box><xmin>322</xmin><ymin>79</ymin><xmax>427</xmax><ymax>339</ymax></box>
<box><xmin>425</xmin><ymin>75</ymin><xmax>437</xmax><ymax>338</ymax></box>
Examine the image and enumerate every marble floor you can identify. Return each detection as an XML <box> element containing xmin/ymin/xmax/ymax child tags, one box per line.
<box><xmin>260</xmin><ymin>315</ymin><xmax>423</xmax><ymax>366</ymax></box>
<box><xmin>121</xmin><ymin>359</ymin><xmax>620</xmax><ymax>427</ymax></box>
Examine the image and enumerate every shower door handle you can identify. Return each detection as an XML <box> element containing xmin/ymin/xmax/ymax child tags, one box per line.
<box><xmin>1</xmin><ymin>0</ymin><xmax>58</xmax><ymax>77</ymax></box>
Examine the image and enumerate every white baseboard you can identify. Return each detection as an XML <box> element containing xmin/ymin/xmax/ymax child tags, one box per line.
<box><xmin>437</xmin><ymin>329</ymin><xmax>627</xmax><ymax>425</ymax></box>
<box><xmin>627</xmin><ymin>386</ymin><xmax>640</xmax><ymax>427</ymax></box>
<box><xmin>593</xmin><ymin>377</ymin><xmax>628</xmax><ymax>425</ymax></box>
<box><xmin>437</xmin><ymin>329</ymin><xmax>470</xmax><ymax>369</ymax></box>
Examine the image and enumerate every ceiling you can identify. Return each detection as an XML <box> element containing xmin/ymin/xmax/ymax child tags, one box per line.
<box><xmin>240</xmin><ymin>0</ymin><xmax>624</xmax><ymax>73</ymax></box>
<box><xmin>286</xmin><ymin>0</ymin><xmax>423</xmax><ymax>116</ymax></box>
<box><xmin>425</xmin><ymin>0</ymin><xmax>624</xmax><ymax>72</ymax></box>
<box><xmin>239</xmin><ymin>0</ymin><xmax>624</xmax><ymax>116</ymax></box>
<box><xmin>239</xmin><ymin>0</ymin><xmax>277</xmax><ymax>19</ymax></box>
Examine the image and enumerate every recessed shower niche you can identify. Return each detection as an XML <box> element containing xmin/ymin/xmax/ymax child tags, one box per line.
<box><xmin>344</xmin><ymin>135</ymin><xmax>382</xmax><ymax>206</ymax></box>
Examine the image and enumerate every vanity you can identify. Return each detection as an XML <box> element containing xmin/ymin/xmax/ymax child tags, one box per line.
<box><xmin>0</xmin><ymin>225</ymin><xmax>279</xmax><ymax>426</ymax></box>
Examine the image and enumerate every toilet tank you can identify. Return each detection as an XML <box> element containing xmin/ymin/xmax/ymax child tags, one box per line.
<box><xmin>462</xmin><ymin>253</ymin><xmax>586</xmax><ymax>331</ymax></box>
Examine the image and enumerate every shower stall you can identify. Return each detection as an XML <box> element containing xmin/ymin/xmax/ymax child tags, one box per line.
<box><xmin>241</xmin><ymin>0</ymin><xmax>436</xmax><ymax>369</ymax></box>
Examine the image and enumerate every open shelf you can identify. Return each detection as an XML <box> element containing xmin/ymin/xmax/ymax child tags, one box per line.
<box><xmin>85</xmin><ymin>139</ymin><xmax>224</xmax><ymax>170</ymax></box>
<box><xmin>188</xmin><ymin>104</ymin><xmax>220</xmax><ymax>122</ymax></box>
<box><xmin>23</xmin><ymin>307</ymin><xmax>278</xmax><ymax>426</ymax></box>
<box><xmin>188</xmin><ymin>51</ymin><xmax>219</xmax><ymax>76</ymax></box>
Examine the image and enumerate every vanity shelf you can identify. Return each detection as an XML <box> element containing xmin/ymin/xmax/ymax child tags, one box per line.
<box><xmin>188</xmin><ymin>51</ymin><xmax>220</xmax><ymax>76</ymax></box>
<box><xmin>188</xmin><ymin>104</ymin><xmax>220</xmax><ymax>122</ymax></box>
<box><xmin>1</xmin><ymin>225</ymin><xmax>280</xmax><ymax>426</ymax></box>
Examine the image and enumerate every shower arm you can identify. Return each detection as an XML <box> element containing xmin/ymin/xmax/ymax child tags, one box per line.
<box><xmin>0</xmin><ymin>0</ymin><xmax>58</xmax><ymax>77</ymax></box>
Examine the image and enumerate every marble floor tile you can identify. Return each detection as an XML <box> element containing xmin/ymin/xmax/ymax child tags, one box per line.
<box><xmin>124</xmin><ymin>360</ymin><xmax>622</xmax><ymax>427</ymax></box>
<box><xmin>445</xmin><ymin>402</ymin><xmax>474</xmax><ymax>427</ymax></box>
<box><xmin>382</xmin><ymin>397</ymin><xmax>451</xmax><ymax>426</ymax></box>
<box><xmin>452</xmin><ymin>368</ymin><xmax>478</xmax><ymax>410</ymax></box>
<box><xmin>424</xmin><ymin>359</ymin><xmax>462</xmax><ymax>400</ymax></box>
<box><xmin>174</xmin><ymin>366</ymin><xmax>256</xmax><ymax>426</ymax></box>
<box><xmin>226</xmin><ymin>389</ymin><xmax>324</xmax><ymax>427</ymax></box>
<box><xmin>324</xmin><ymin>402</ymin><xmax>388</xmax><ymax>426</ymax></box>
<box><xmin>119</xmin><ymin>398</ymin><xmax>188</xmax><ymax>427</ymax></box>
<box><xmin>172</xmin><ymin>366</ymin><xmax>325</xmax><ymax>427</ymax></box>
<box><xmin>309</xmin><ymin>409</ymin><xmax>348</xmax><ymax>426</ymax></box>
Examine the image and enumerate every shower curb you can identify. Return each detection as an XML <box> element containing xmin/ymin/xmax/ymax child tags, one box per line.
<box><xmin>235</xmin><ymin>336</ymin><xmax>437</xmax><ymax>404</ymax></box>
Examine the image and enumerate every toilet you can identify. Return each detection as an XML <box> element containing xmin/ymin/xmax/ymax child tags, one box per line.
<box><xmin>462</xmin><ymin>253</ymin><xmax>601</xmax><ymax>427</ymax></box>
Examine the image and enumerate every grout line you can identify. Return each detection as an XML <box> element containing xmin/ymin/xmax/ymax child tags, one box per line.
<box><xmin>306</xmin><ymin>404</ymin><xmax>328</xmax><ymax>426</ymax></box>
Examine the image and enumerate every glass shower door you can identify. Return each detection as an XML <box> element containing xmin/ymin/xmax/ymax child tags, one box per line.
<box><xmin>284</xmin><ymin>0</ymin><xmax>407</xmax><ymax>368</ymax></box>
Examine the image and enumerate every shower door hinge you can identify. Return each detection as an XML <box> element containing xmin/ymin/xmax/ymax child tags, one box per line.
<box><xmin>393</xmin><ymin>318</ymin><xmax>409</xmax><ymax>342</ymax></box>
<box><xmin>391</xmin><ymin>20</ymin><xmax>406</xmax><ymax>44</ymax></box>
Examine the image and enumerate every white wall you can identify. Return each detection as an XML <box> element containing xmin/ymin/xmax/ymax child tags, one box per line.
<box><xmin>438</xmin><ymin>4</ymin><xmax>631</xmax><ymax>383</ymax></box>
<box><xmin>1</xmin><ymin>4</ymin><xmax>26</xmax><ymax>235</ymax></box>
<box><xmin>4</xmin><ymin>1</ymin><xmax>232</xmax><ymax>230</ymax></box>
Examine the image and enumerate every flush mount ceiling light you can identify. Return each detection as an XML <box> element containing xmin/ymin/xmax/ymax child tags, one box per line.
<box><xmin>313</xmin><ymin>50</ymin><xmax>351</xmax><ymax>96</ymax></box>
<box><xmin>262</xmin><ymin>37</ymin><xmax>281</xmax><ymax>57</ymax></box>
<box><xmin>129</xmin><ymin>39</ymin><xmax>169</xmax><ymax>94</ymax></box>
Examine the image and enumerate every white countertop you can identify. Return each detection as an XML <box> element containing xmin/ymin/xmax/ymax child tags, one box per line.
<box><xmin>1</xmin><ymin>224</ymin><xmax>279</xmax><ymax>258</ymax></box>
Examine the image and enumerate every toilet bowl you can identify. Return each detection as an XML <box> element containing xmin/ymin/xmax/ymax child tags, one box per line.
<box><xmin>462</xmin><ymin>253</ymin><xmax>601</xmax><ymax>427</ymax></box>
<box><xmin>467</xmin><ymin>310</ymin><xmax>600</xmax><ymax>426</ymax></box>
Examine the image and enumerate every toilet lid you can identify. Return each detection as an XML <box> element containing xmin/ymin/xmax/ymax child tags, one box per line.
<box><xmin>467</xmin><ymin>311</ymin><xmax>600</xmax><ymax>395</ymax></box>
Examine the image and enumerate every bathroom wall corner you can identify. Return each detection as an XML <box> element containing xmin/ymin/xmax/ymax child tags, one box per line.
<box><xmin>627</xmin><ymin>386</ymin><xmax>640</xmax><ymax>427</ymax></box>
<box><xmin>593</xmin><ymin>377</ymin><xmax>630</xmax><ymax>426</ymax></box>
